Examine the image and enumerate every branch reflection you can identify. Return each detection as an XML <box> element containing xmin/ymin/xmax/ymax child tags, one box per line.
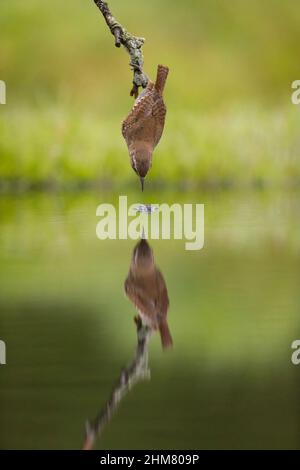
<box><xmin>83</xmin><ymin>238</ymin><xmax>172</xmax><ymax>450</ymax></box>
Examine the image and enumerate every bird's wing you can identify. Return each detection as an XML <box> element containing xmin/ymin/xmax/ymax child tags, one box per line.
<box><xmin>122</xmin><ymin>86</ymin><xmax>155</xmax><ymax>142</ymax></box>
<box><xmin>125</xmin><ymin>277</ymin><xmax>156</xmax><ymax>317</ymax></box>
<box><xmin>152</xmin><ymin>99</ymin><xmax>167</xmax><ymax>146</ymax></box>
<box><xmin>156</xmin><ymin>270</ymin><xmax>169</xmax><ymax>316</ymax></box>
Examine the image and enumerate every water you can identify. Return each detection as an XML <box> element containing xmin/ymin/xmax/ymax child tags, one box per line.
<box><xmin>0</xmin><ymin>189</ymin><xmax>299</xmax><ymax>449</ymax></box>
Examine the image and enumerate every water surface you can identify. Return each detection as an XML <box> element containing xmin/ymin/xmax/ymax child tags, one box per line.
<box><xmin>0</xmin><ymin>189</ymin><xmax>299</xmax><ymax>449</ymax></box>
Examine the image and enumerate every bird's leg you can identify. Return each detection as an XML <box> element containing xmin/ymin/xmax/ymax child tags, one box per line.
<box><xmin>130</xmin><ymin>84</ymin><xmax>139</xmax><ymax>99</ymax></box>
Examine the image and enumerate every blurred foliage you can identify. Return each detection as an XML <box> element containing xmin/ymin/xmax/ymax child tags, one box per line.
<box><xmin>0</xmin><ymin>105</ymin><xmax>300</xmax><ymax>187</ymax></box>
<box><xmin>0</xmin><ymin>0</ymin><xmax>300</xmax><ymax>186</ymax></box>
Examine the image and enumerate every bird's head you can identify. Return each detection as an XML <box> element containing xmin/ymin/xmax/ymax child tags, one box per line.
<box><xmin>130</xmin><ymin>143</ymin><xmax>152</xmax><ymax>191</ymax></box>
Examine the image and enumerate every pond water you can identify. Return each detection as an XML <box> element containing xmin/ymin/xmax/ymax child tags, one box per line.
<box><xmin>0</xmin><ymin>189</ymin><xmax>299</xmax><ymax>449</ymax></box>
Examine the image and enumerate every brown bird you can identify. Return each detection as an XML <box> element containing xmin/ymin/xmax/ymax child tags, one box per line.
<box><xmin>124</xmin><ymin>238</ymin><xmax>172</xmax><ymax>349</ymax></box>
<box><xmin>122</xmin><ymin>64</ymin><xmax>169</xmax><ymax>191</ymax></box>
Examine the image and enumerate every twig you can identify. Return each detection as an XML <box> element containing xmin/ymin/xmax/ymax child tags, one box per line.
<box><xmin>93</xmin><ymin>0</ymin><xmax>149</xmax><ymax>98</ymax></box>
<box><xmin>82</xmin><ymin>317</ymin><xmax>152</xmax><ymax>450</ymax></box>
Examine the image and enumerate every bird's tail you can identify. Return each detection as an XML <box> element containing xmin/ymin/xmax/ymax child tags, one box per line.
<box><xmin>159</xmin><ymin>319</ymin><xmax>173</xmax><ymax>349</ymax></box>
<box><xmin>155</xmin><ymin>65</ymin><xmax>169</xmax><ymax>94</ymax></box>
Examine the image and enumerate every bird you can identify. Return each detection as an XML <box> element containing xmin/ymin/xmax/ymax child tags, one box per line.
<box><xmin>122</xmin><ymin>64</ymin><xmax>169</xmax><ymax>191</ymax></box>
<box><xmin>124</xmin><ymin>238</ymin><xmax>173</xmax><ymax>349</ymax></box>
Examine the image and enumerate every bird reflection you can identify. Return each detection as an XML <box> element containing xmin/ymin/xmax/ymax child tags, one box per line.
<box><xmin>82</xmin><ymin>238</ymin><xmax>172</xmax><ymax>450</ymax></box>
<box><xmin>125</xmin><ymin>238</ymin><xmax>172</xmax><ymax>349</ymax></box>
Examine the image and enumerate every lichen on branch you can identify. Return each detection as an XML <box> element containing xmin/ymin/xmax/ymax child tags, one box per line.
<box><xmin>93</xmin><ymin>0</ymin><xmax>149</xmax><ymax>98</ymax></box>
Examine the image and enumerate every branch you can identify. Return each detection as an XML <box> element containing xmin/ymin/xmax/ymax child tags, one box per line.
<box><xmin>82</xmin><ymin>317</ymin><xmax>152</xmax><ymax>450</ymax></box>
<box><xmin>93</xmin><ymin>0</ymin><xmax>149</xmax><ymax>98</ymax></box>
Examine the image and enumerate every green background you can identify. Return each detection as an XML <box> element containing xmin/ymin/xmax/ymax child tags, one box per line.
<box><xmin>0</xmin><ymin>0</ymin><xmax>300</xmax><ymax>450</ymax></box>
<box><xmin>0</xmin><ymin>0</ymin><xmax>300</xmax><ymax>187</ymax></box>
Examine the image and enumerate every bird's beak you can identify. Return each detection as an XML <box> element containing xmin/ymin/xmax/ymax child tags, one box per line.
<box><xmin>140</xmin><ymin>177</ymin><xmax>145</xmax><ymax>192</ymax></box>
